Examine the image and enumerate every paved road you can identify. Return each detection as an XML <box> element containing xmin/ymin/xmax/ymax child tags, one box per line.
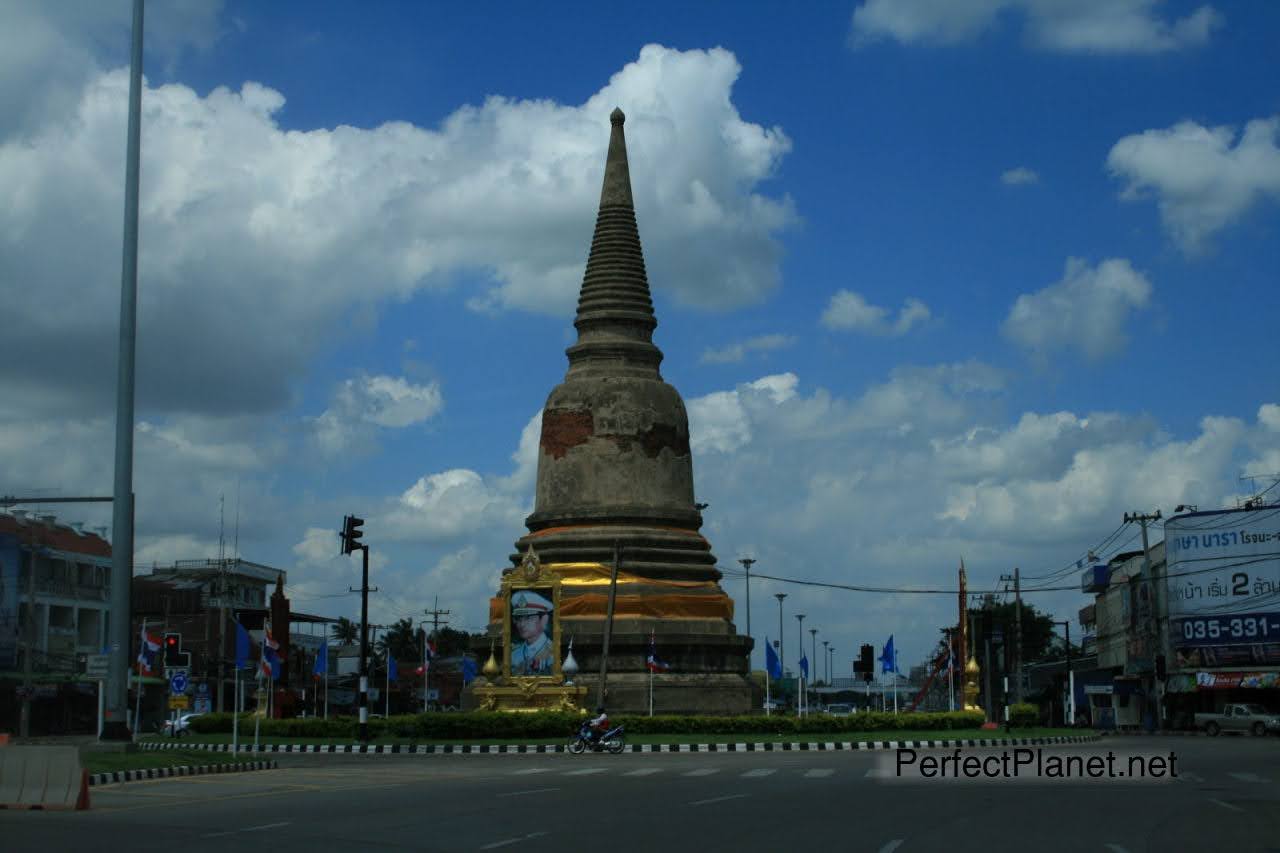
<box><xmin>4</xmin><ymin>736</ymin><xmax>1278</xmax><ymax>852</ymax></box>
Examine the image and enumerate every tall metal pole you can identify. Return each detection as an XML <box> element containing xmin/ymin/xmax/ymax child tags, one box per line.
<box><xmin>809</xmin><ymin>628</ymin><xmax>818</xmax><ymax>686</ymax></box>
<box><xmin>774</xmin><ymin>593</ymin><xmax>786</xmax><ymax>687</ymax></box>
<box><xmin>738</xmin><ymin>557</ymin><xmax>755</xmax><ymax>666</ymax></box>
<box><xmin>795</xmin><ymin>614</ymin><xmax>805</xmax><ymax>716</ymax></box>
<box><xmin>104</xmin><ymin>0</ymin><xmax>145</xmax><ymax>741</ymax></box>
<box><xmin>822</xmin><ymin>640</ymin><xmax>829</xmax><ymax>684</ymax></box>
<box><xmin>596</xmin><ymin>541</ymin><xmax>620</xmax><ymax>709</ymax></box>
<box><xmin>358</xmin><ymin>544</ymin><xmax>370</xmax><ymax>741</ymax></box>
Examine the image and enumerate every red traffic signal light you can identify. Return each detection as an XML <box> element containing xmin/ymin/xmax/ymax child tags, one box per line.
<box><xmin>163</xmin><ymin>633</ymin><xmax>182</xmax><ymax>667</ymax></box>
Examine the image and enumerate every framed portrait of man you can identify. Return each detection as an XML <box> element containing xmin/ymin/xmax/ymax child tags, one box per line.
<box><xmin>501</xmin><ymin>546</ymin><xmax>562</xmax><ymax>681</ymax></box>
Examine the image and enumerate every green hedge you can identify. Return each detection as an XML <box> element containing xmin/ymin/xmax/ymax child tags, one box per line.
<box><xmin>1008</xmin><ymin>703</ymin><xmax>1039</xmax><ymax>728</ymax></box>
<box><xmin>187</xmin><ymin>709</ymin><xmax>986</xmax><ymax>740</ymax></box>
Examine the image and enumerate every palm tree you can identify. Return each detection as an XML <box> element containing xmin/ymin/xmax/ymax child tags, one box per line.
<box><xmin>331</xmin><ymin>616</ymin><xmax>358</xmax><ymax>645</ymax></box>
<box><xmin>378</xmin><ymin>617</ymin><xmax>418</xmax><ymax>662</ymax></box>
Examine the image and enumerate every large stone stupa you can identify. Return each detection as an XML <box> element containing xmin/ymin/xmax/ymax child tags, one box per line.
<box><xmin>490</xmin><ymin>108</ymin><xmax>752</xmax><ymax>714</ymax></box>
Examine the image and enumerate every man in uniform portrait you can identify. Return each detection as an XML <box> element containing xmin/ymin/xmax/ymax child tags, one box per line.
<box><xmin>510</xmin><ymin>590</ymin><xmax>555</xmax><ymax>676</ymax></box>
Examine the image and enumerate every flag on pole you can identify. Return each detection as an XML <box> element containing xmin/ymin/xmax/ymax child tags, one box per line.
<box><xmin>799</xmin><ymin>654</ymin><xmax>809</xmax><ymax>679</ymax></box>
<box><xmin>388</xmin><ymin>655</ymin><xmax>398</xmax><ymax>681</ymax></box>
<box><xmin>261</xmin><ymin>623</ymin><xmax>281</xmax><ymax>680</ymax></box>
<box><xmin>880</xmin><ymin>635</ymin><xmax>896</xmax><ymax>674</ymax></box>
<box><xmin>646</xmin><ymin>631</ymin><xmax>670</xmax><ymax>672</ymax></box>
<box><xmin>461</xmin><ymin>657</ymin><xmax>478</xmax><ymax>685</ymax></box>
<box><xmin>136</xmin><ymin>624</ymin><xmax>161</xmax><ymax>674</ymax></box>
<box><xmin>234</xmin><ymin>621</ymin><xmax>250</xmax><ymax>670</ymax></box>
<box><xmin>313</xmin><ymin>642</ymin><xmax>328</xmax><ymax>681</ymax></box>
<box><xmin>765</xmin><ymin>637</ymin><xmax>782</xmax><ymax>679</ymax></box>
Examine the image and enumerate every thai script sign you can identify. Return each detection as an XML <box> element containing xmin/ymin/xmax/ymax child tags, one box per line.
<box><xmin>1167</xmin><ymin>508</ymin><xmax>1280</xmax><ymax>669</ymax></box>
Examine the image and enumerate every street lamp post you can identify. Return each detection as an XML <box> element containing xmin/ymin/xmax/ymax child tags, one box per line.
<box><xmin>796</xmin><ymin>613</ymin><xmax>806</xmax><ymax>716</ymax></box>
<box><xmin>774</xmin><ymin>593</ymin><xmax>787</xmax><ymax>701</ymax></box>
<box><xmin>738</xmin><ymin>557</ymin><xmax>755</xmax><ymax>658</ymax></box>
<box><xmin>822</xmin><ymin>640</ymin><xmax>829</xmax><ymax>684</ymax></box>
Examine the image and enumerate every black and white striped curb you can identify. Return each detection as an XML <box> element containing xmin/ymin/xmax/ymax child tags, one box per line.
<box><xmin>1099</xmin><ymin>729</ymin><xmax>1205</xmax><ymax>737</ymax></box>
<box><xmin>142</xmin><ymin>734</ymin><xmax>1098</xmax><ymax>755</ymax></box>
<box><xmin>89</xmin><ymin>760</ymin><xmax>276</xmax><ymax>787</ymax></box>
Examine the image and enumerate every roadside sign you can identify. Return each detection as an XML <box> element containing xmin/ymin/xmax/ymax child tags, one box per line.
<box><xmin>193</xmin><ymin>697</ymin><xmax>212</xmax><ymax>714</ymax></box>
<box><xmin>169</xmin><ymin>695</ymin><xmax>190</xmax><ymax>710</ymax></box>
<box><xmin>195</xmin><ymin>681</ymin><xmax>210</xmax><ymax>696</ymax></box>
<box><xmin>86</xmin><ymin>654</ymin><xmax>109</xmax><ymax>679</ymax></box>
<box><xmin>168</xmin><ymin>670</ymin><xmax>189</xmax><ymax>694</ymax></box>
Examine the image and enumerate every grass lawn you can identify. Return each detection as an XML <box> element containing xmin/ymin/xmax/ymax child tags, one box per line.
<box><xmin>83</xmin><ymin>748</ymin><xmax>255</xmax><ymax>775</ymax></box>
<box><xmin>156</xmin><ymin>727</ymin><xmax>1084</xmax><ymax>748</ymax></box>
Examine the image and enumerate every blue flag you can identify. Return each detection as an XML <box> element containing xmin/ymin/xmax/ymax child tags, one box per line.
<box><xmin>800</xmin><ymin>655</ymin><xmax>809</xmax><ymax>679</ymax></box>
<box><xmin>880</xmin><ymin>635</ymin><xmax>896</xmax><ymax>674</ymax></box>
<box><xmin>765</xmin><ymin>637</ymin><xmax>782</xmax><ymax>679</ymax></box>
<box><xmin>234</xmin><ymin>621</ymin><xmax>250</xmax><ymax>670</ymax></box>
<box><xmin>461</xmin><ymin>656</ymin><xmax>478</xmax><ymax>685</ymax></box>
<box><xmin>388</xmin><ymin>655</ymin><xmax>398</xmax><ymax>681</ymax></box>
<box><xmin>313</xmin><ymin>642</ymin><xmax>328</xmax><ymax>680</ymax></box>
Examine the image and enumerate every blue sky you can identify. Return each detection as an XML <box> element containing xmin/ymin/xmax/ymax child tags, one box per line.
<box><xmin>2</xmin><ymin>0</ymin><xmax>1278</xmax><ymax>677</ymax></box>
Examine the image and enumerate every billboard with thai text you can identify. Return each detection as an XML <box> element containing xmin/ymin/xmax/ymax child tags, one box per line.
<box><xmin>1166</xmin><ymin>507</ymin><xmax>1280</xmax><ymax>669</ymax></box>
<box><xmin>0</xmin><ymin>533</ymin><xmax>20</xmax><ymax>669</ymax></box>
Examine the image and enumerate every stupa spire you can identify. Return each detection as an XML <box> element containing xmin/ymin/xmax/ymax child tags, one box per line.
<box><xmin>566</xmin><ymin>108</ymin><xmax>662</xmax><ymax>377</ymax></box>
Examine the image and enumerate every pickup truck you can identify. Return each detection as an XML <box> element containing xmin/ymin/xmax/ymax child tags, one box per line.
<box><xmin>1194</xmin><ymin>703</ymin><xmax>1280</xmax><ymax>736</ymax></box>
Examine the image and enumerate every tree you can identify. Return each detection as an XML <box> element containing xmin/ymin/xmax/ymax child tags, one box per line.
<box><xmin>376</xmin><ymin>617</ymin><xmax>419</xmax><ymax>662</ymax></box>
<box><xmin>941</xmin><ymin>600</ymin><xmax>1056</xmax><ymax>664</ymax></box>
<box><xmin>331</xmin><ymin>617</ymin><xmax>358</xmax><ymax>644</ymax></box>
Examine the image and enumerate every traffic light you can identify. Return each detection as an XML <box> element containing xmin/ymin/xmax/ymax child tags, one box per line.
<box><xmin>163</xmin><ymin>633</ymin><xmax>182</xmax><ymax>667</ymax></box>
<box><xmin>859</xmin><ymin>643</ymin><xmax>874</xmax><ymax>678</ymax></box>
<box><xmin>340</xmin><ymin>514</ymin><xmax>365</xmax><ymax>555</ymax></box>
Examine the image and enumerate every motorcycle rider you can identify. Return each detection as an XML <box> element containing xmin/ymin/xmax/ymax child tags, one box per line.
<box><xmin>586</xmin><ymin>705</ymin><xmax>610</xmax><ymax>748</ymax></box>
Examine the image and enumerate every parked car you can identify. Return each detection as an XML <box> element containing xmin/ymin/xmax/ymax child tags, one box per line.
<box><xmin>161</xmin><ymin>713</ymin><xmax>203</xmax><ymax>737</ymax></box>
<box><xmin>1194</xmin><ymin>704</ymin><xmax>1280</xmax><ymax>736</ymax></box>
<box><xmin>825</xmin><ymin>703</ymin><xmax>853</xmax><ymax>716</ymax></box>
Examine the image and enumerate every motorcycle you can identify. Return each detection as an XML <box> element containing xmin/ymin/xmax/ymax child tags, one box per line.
<box><xmin>568</xmin><ymin>722</ymin><xmax>626</xmax><ymax>754</ymax></box>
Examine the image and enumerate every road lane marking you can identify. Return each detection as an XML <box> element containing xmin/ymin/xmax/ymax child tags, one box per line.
<box><xmin>564</xmin><ymin>768</ymin><xmax>608</xmax><ymax>776</ymax></box>
<box><xmin>497</xmin><ymin>788</ymin><xmax>560</xmax><ymax>797</ymax></box>
<box><xmin>481</xmin><ymin>831</ymin><xmax>548</xmax><ymax>850</ymax></box>
<box><xmin>623</xmin><ymin>768</ymin><xmax>663</xmax><ymax>776</ymax></box>
<box><xmin>199</xmin><ymin>821</ymin><xmax>291</xmax><ymax>839</ymax></box>
<box><xmin>1209</xmin><ymin>798</ymin><xmax>1244</xmax><ymax>812</ymax></box>
<box><xmin>1179</xmin><ymin>772</ymin><xmax>1204</xmax><ymax>784</ymax></box>
<box><xmin>689</xmin><ymin>794</ymin><xmax>748</xmax><ymax>806</ymax></box>
<box><xmin>1104</xmin><ymin>844</ymin><xmax>1130</xmax><ymax>853</ymax></box>
<box><xmin>877</xmin><ymin>840</ymin><xmax>904</xmax><ymax>853</ymax></box>
<box><xmin>804</xmin><ymin>769</ymin><xmax>834</xmax><ymax>778</ymax></box>
<box><xmin>683</xmin><ymin>768</ymin><xmax>719</xmax><ymax>777</ymax></box>
<box><xmin>741</xmin><ymin>769</ymin><xmax>775</xmax><ymax>778</ymax></box>
<box><xmin>1228</xmin><ymin>772</ymin><xmax>1268</xmax><ymax>783</ymax></box>
<box><xmin>511</xmin><ymin>768</ymin><xmax>552</xmax><ymax>775</ymax></box>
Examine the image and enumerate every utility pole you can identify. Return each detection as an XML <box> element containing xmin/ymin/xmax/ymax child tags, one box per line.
<box><xmin>738</xmin><ymin>557</ymin><xmax>755</xmax><ymax>662</ymax></box>
<box><xmin>1125</xmin><ymin>509</ymin><xmax>1163</xmax><ymax>729</ymax></box>
<box><xmin>19</xmin><ymin>524</ymin><xmax>39</xmax><ymax>738</ymax></box>
<box><xmin>422</xmin><ymin>596</ymin><xmax>449</xmax><ymax>709</ymax></box>
<box><xmin>999</xmin><ymin>568</ymin><xmax>1024</xmax><ymax>703</ymax></box>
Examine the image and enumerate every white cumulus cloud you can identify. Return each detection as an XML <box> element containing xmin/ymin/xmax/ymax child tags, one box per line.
<box><xmin>1001</xmin><ymin>166</ymin><xmax>1040</xmax><ymax>186</ymax></box>
<box><xmin>1108</xmin><ymin>116</ymin><xmax>1280</xmax><ymax>253</ymax></box>
<box><xmin>1002</xmin><ymin>258</ymin><xmax>1152</xmax><ymax>362</ymax></box>
<box><xmin>821</xmin><ymin>290</ymin><xmax>931</xmax><ymax>337</ymax></box>
<box><xmin>700</xmin><ymin>333</ymin><xmax>796</xmax><ymax>364</ymax></box>
<box><xmin>851</xmin><ymin>0</ymin><xmax>1222</xmax><ymax>54</ymax></box>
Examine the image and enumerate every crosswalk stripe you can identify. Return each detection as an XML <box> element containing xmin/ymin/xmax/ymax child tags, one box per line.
<box><xmin>511</xmin><ymin>768</ymin><xmax>551</xmax><ymax>775</ymax></box>
<box><xmin>683</xmin><ymin>768</ymin><xmax>719</xmax><ymax>777</ymax></box>
<box><xmin>741</xmin><ymin>769</ymin><xmax>776</xmax><ymax>778</ymax></box>
<box><xmin>1180</xmin><ymin>772</ymin><xmax>1204</xmax><ymax>784</ymax></box>
<box><xmin>804</xmin><ymin>769</ymin><xmax>834</xmax><ymax>778</ymax></box>
<box><xmin>623</xmin><ymin>768</ymin><xmax>663</xmax><ymax>777</ymax></box>
<box><xmin>1228</xmin><ymin>772</ymin><xmax>1268</xmax><ymax>783</ymax></box>
<box><xmin>564</xmin><ymin>768</ymin><xmax>608</xmax><ymax>776</ymax></box>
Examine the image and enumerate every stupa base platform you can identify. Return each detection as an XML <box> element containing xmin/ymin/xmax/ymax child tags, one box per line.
<box><xmin>470</xmin><ymin>679</ymin><xmax>589</xmax><ymax>713</ymax></box>
<box><xmin>570</xmin><ymin>672</ymin><xmax>753</xmax><ymax>715</ymax></box>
